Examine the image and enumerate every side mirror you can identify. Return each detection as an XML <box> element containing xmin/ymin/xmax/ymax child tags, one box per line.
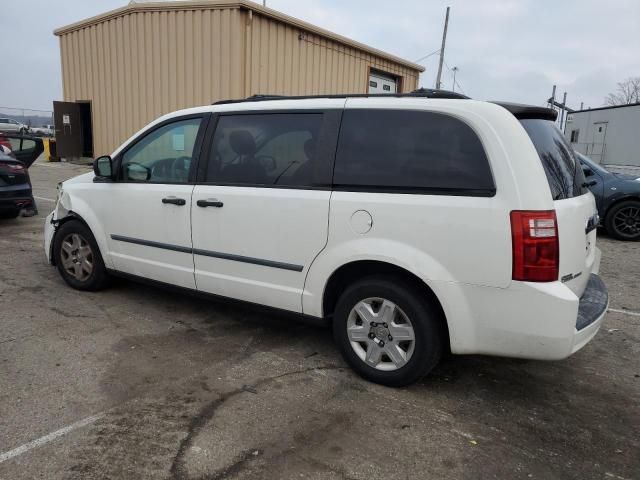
<box><xmin>94</xmin><ymin>155</ymin><xmax>113</xmax><ymax>178</ymax></box>
<box><xmin>582</xmin><ymin>166</ymin><xmax>594</xmax><ymax>177</ymax></box>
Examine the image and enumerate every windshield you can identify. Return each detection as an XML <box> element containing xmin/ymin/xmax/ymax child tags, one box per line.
<box><xmin>520</xmin><ymin>119</ymin><xmax>587</xmax><ymax>200</ymax></box>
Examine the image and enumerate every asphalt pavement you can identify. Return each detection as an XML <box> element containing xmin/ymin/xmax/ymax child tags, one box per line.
<box><xmin>0</xmin><ymin>160</ymin><xmax>638</xmax><ymax>480</ymax></box>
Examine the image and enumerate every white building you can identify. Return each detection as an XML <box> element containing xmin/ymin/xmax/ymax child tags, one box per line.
<box><xmin>565</xmin><ymin>102</ymin><xmax>640</xmax><ymax>168</ymax></box>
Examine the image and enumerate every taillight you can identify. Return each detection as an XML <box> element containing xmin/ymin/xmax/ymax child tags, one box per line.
<box><xmin>510</xmin><ymin>210</ymin><xmax>559</xmax><ymax>282</ymax></box>
<box><xmin>0</xmin><ymin>162</ymin><xmax>24</xmax><ymax>172</ymax></box>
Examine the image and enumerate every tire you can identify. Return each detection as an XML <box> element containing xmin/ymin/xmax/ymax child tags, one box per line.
<box><xmin>53</xmin><ymin>220</ymin><xmax>110</xmax><ymax>290</ymax></box>
<box><xmin>604</xmin><ymin>200</ymin><xmax>640</xmax><ymax>241</ymax></box>
<box><xmin>332</xmin><ymin>275</ymin><xmax>444</xmax><ymax>387</ymax></box>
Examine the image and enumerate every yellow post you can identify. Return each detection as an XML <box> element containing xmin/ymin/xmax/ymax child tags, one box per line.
<box><xmin>42</xmin><ymin>138</ymin><xmax>60</xmax><ymax>162</ymax></box>
<box><xmin>43</xmin><ymin>138</ymin><xmax>51</xmax><ymax>162</ymax></box>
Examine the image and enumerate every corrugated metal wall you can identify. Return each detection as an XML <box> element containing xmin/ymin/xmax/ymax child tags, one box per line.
<box><xmin>59</xmin><ymin>6</ymin><xmax>420</xmax><ymax>155</ymax></box>
<box><xmin>245</xmin><ymin>13</ymin><xmax>418</xmax><ymax>97</ymax></box>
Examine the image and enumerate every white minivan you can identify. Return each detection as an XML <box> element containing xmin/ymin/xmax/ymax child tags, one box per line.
<box><xmin>44</xmin><ymin>90</ymin><xmax>608</xmax><ymax>386</ymax></box>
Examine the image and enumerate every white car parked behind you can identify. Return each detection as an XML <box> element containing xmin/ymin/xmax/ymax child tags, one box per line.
<box><xmin>44</xmin><ymin>90</ymin><xmax>608</xmax><ymax>386</ymax></box>
<box><xmin>0</xmin><ymin>117</ymin><xmax>29</xmax><ymax>134</ymax></box>
<box><xmin>31</xmin><ymin>124</ymin><xmax>54</xmax><ymax>136</ymax></box>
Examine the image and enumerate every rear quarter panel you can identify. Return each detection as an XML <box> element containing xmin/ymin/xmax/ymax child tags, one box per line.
<box><xmin>303</xmin><ymin>100</ymin><xmax>559</xmax><ymax>354</ymax></box>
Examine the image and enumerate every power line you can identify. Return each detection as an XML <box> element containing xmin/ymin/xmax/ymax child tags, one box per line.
<box><xmin>413</xmin><ymin>48</ymin><xmax>441</xmax><ymax>64</ymax></box>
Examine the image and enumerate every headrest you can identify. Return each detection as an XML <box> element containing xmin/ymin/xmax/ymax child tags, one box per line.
<box><xmin>229</xmin><ymin>130</ymin><xmax>256</xmax><ymax>156</ymax></box>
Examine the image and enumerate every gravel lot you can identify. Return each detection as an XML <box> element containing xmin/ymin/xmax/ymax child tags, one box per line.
<box><xmin>1</xmin><ymin>160</ymin><xmax>638</xmax><ymax>480</ymax></box>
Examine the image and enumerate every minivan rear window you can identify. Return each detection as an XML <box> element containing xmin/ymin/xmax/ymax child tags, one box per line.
<box><xmin>334</xmin><ymin>109</ymin><xmax>495</xmax><ymax>195</ymax></box>
<box><xmin>520</xmin><ymin>119</ymin><xmax>587</xmax><ymax>200</ymax></box>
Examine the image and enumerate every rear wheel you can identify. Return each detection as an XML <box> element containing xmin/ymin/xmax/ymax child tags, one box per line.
<box><xmin>605</xmin><ymin>200</ymin><xmax>640</xmax><ymax>241</ymax></box>
<box><xmin>53</xmin><ymin>220</ymin><xmax>110</xmax><ymax>290</ymax></box>
<box><xmin>332</xmin><ymin>275</ymin><xmax>444</xmax><ymax>387</ymax></box>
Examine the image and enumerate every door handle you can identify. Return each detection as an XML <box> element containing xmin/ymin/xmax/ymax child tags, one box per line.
<box><xmin>197</xmin><ymin>199</ymin><xmax>224</xmax><ymax>208</ymax></box>
<box><xmin>162</xmin><ymin>197</ymin><xmax>186</xmax><ymax>206</ymax></box>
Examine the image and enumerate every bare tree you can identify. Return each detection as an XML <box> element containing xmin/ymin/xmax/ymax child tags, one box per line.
<box><xmin>605</xmin><ymin>77</ymin><xmax>640</xmax><ymax>106</ymax></box>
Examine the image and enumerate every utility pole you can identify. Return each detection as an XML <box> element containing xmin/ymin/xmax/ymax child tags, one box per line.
<box><xmin>451</xmin><ymin>66</ymin><xmax>458</xmax><ymax>92</ymax></box>
<box><xmin>559</xmin><ymin>92</ymin><xmax>567</xmax><ymax>131</ymax></box>
<box><xmin>435</xmin><ymin>6</ymin><xmax>450</xmax><ymax>90</ymax></box>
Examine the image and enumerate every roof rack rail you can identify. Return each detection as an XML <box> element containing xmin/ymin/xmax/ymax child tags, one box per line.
<box><xmin>212</xmin><ymin>88</ymin><xmax>469</xmax><ymax>105</ymax></box>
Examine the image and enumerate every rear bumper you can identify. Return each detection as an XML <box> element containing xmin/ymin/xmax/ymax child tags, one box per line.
<box><xmin>443</xmin><ymin>254</ymin><xmax>608</xmax><ymax>360</ymax></box>
<box><xmin>571</xmin><ymin>274</ymin><xmax>608</xmax><ymax>354</ymax></box>
<box><xmin>0</xmin><ymin>197</ymin><xmax>33</xmax><ymax>212</ymax></box>
<box><xmin>0</xmin><ymin>185</ymin><xmax>35</xmax><ymax>211</ymax></box>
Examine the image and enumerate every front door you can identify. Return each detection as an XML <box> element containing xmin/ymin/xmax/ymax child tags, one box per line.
<box><xmin>191</xmin><ymin>109</ymin><xmax>340</xmax><ymax>312</ymax></box>
<box><xmin>590</xmin><ymin>122</ymin><xmax>608</xmax><ymax>163</ymax></box>
<box><xmin>53</xmin><ymin>101</ymin><xmax>83</xmax><ymax>158</ymax></box>
<box><xmin>93</xmin><ymin>115</ymin><xmax>207</xmax><ymax>289</ymax></box>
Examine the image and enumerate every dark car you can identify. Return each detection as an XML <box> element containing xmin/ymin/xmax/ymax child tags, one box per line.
<box><xmin>0</xmin><ymin>134</ymin><xmax>43</xmax><ymax>219</ymax></box>
<box><xmin>577</xmin><ymin>151</ymin><xmax>640</xmax><ymax>241</ymax></box>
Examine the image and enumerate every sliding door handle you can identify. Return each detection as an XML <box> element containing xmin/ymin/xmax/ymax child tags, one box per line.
<box><xmin>162</xmin><ymin>197</ymin><xmax>186</xmax><ymax>206</ymax></box>
<box><xmin>197</xmin><ymin>199</ymin><xmax>224</xmax><ymax>208</ymax></box>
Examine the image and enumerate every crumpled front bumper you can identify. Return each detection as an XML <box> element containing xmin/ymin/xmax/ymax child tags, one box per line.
<box><xmin>44</xmin><ymin>211</ymin><xmax>56</xmax><ymax>264</ymax></box>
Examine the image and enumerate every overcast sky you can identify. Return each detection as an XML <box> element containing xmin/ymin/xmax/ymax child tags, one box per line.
<box><xmin>1</xmin><ymin>0</ymin><xmax>638</xmax><ymax>113</ymax></box>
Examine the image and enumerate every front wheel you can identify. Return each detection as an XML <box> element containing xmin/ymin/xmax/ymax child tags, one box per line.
<box><xmin>53</xmin><ymin>220</ymin><xmax>110</xmax><ymax>290</ymax></box>
<box><xmin>605</xmin><ymin>200</ymin><xmax>640</xmax><ymax>241</ymax></box>
<box><xmin>332</xmin><ymin>276</ymin><xmax>444</xmax><ymax>387</ymax></box>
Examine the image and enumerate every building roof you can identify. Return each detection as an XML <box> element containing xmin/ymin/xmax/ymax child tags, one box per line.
<box><xmin>54</xmin><ymin>0</ymin><xmax>425</xmax><ymax>72</ymax></box>
<box><xmin>571</xmin><ymin>102</ymin><xmax>640</xmax><ymax>114</ymax></box>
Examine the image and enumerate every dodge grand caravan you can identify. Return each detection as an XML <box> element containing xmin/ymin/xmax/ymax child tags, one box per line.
<box><xmin>44</xmin><ymin>90</ymin><xmax>609</xmax><ymax>386</ymax></box>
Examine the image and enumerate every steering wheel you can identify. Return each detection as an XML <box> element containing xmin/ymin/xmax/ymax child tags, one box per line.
<box><xmin>124</xmin><ymin>161</ymin><xmax>151</xmax><ymax>181</ymax></box>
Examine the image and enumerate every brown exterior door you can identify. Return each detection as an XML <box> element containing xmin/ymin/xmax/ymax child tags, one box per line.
<box><xmin>53</xmin><ymin>101</ymin><xmax>83</xmax><ymax>158</ymax></box>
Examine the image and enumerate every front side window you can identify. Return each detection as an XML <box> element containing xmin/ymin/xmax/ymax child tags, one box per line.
<box><xmin>334</xmin><ymin>109</ymin><xmax>495</xmax><ymax>194</ymax></box>
<box><xmin>120</xmin><ymin>117</ymin><xmax>202</xmax><ymax>183</ymax></box>
<box><xmin>206</xmin><ymin>113</ymin><xmax>322</xmax><ymax>187</ymax></box>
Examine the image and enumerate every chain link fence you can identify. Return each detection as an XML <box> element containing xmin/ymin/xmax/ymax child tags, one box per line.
<box><xmin>0</xmin><ymin>106</ymin><xmax>54</xmax><ymax>134</ymax></box>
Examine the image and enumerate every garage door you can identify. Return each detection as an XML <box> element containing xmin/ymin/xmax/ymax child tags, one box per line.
<box><xmin>368</xmin><ymin>71</ymin><xmax>398</xmax><ymax>94</ymax></box>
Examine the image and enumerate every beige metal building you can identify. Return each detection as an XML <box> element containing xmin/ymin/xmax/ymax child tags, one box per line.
<box><xmin>54</xmin><ymin>0</ymin><xmax>424</xmax><ymax>157</ymax></box>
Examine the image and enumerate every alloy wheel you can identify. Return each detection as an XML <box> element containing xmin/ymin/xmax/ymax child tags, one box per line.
<box><xmin>613</xmin><ymin>205</ymin><xmax>640</xmax><ymax>238</ymax></box>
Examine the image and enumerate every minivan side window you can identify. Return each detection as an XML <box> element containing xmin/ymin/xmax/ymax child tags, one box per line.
<box><xmin>205</xmin><ymin>113</ymin><xmax>322</xmax><ymax>187</ymax></box>
<box><xmin>333</xmin><ymin>109</ymin><xmax>495</xmax><ymax>195</ymax></box>
<box><xmin>120</xmin><ymin>117</ymin><xmax>202</xmax><ymax>183</ymax></box>
<box><xmin>520</xmin><ymin>119</ymin><xmax>586</xmax><ymax>200</ymax></box>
